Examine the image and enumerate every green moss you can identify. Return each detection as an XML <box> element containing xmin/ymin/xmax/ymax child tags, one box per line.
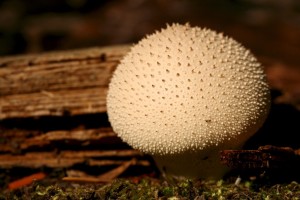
<box><xmin>2</xmin><ymin>178</ymin><xmax>300</xmax><ymax>199</ymax></box>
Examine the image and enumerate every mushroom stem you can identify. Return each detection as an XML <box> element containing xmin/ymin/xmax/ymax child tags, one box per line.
<box><xmin>153</xmin><ymin>141</ymin><xmax>242</xmax><ymax>179</ymax></box>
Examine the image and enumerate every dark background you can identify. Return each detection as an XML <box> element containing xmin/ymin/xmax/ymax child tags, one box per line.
<box><xmin>0</xmin><ymin>0</ymin><xmax>300</xmax><ymax>67</ymax></box>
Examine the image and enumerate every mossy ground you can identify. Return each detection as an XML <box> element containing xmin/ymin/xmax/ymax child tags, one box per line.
<box><xmin>1</xmin><ymin>177</ymin><xmax>300</xmax><ymax>200</ymax></box>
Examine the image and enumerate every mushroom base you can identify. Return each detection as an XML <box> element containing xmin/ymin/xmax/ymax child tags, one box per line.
<box><xmin>152</xmin><ymin>147</ymin><xmax>232</xmax><ymax>180</ymax></box>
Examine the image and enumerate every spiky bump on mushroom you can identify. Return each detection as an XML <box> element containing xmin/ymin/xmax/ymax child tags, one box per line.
<box><xmin>106</xmin><ymin>23</ymin><xmax>270</xmax><ymax>179</ymax></box>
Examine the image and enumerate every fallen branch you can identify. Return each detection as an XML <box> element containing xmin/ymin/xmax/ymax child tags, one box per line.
<box><xmin>62</xmin><ymin>158</ymin><xmax>137</xmax><ymax>183</ymax></box>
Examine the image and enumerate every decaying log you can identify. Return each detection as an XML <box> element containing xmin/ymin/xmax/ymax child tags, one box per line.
<box><xmin>20</xmin><ymin>127</ymin><xmax>119</xmax><ymax>150</ymax></box>
<box><xmin>220</xmin><ymin>145</ymin><xmax>300</xmax><ymax>170</ymax></box>
<box><xmin>0</xmin><ymin>127</ymin><xmax>123</xmax><ymax>153</ymax></box>
<box><xmin>0</xmin><ymin>87</ymin><xmax>108</xmax><ymax>118</ymax></box>
<box><xmin>0</xmin><ymin>45</ymin><xmax>130</xmax><ymax>119</ymax></box>
<box><xmin>0</xmin><ymin>126</ymin><xmax>151</xmax><ymax>172</ymax></box>
<box><xmin>0</xmin><ymin>149</ymin><xmax>149</xmax><ymax>168</ymax></box>
<box><xmin>0</xmin><ymin>45</ymin><xmax>130</xmax><ymax>95</ymax></box>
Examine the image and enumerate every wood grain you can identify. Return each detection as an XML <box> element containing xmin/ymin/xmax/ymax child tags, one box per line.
<box><xmin>0</xmin><ymin>45</ymin><xmax>130</xmax><ymax>119</ymax></box>
<box><xmin>0</xmin><ymin>150</ymin><xmax>145</xmax><ymax>168</ymax></box>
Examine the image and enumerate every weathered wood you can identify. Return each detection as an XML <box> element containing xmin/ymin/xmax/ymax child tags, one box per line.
<box><xmin>0</xmin><ymin>127</ymin><xmax>124</xmax><ymax>153</ymax></box>
<box><xmin>88</xmin><ymin>159</ymin><xmax>150</xmax><ymax>167</ymax></box>
<box><xmin>20</xmin><ymin>127</ymin><xmax>118</xmax><ymax>149</ymax></box>
<box><xmin>19</xmin><ymin>127</ymin><xmax>122</xmax><ymax>150</ymax></box>
<box><xmin>0</xmin><ymin>121</ymin><xmax>150</xmax><ymax>171</ymax></box>
<box><xmin>0</xmin><ymin>45</ymin><xmax>130</xmax><ymax>95</ymax></box>
<box><xmin>0</xmin><ymin>87</ymin><xmax>108</xmax><ymax>119</ymax></box>
<box><xmin>63</xmin><ymin>158</ymin><xmax>138</xmax><ymax>183</ymax></box>
<box><xmin>0</xmin><ymin>45</ymin><xmax>130</xmax><ymax>119</ymax></box>
<box><xmin>0</xmin><ymin>150</ymin><xmax>144</xmax><ymax>168</ymax></box>
<box><xmin>220</xmin><ymin>145</ymin><xmax>300</xmax><ymax>170</ymax></box>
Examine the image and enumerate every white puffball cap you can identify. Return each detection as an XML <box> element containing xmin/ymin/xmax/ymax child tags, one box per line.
<box><xmin>107</xmin><ymin>23</ymin><xmax>270</xmax><ymax>156</ymax></box>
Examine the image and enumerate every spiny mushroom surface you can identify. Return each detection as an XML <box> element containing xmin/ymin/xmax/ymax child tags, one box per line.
<box><xmin>107</xmin><ymin>23</ymin><xmax>270</xmax><ymax>179</ymax></box>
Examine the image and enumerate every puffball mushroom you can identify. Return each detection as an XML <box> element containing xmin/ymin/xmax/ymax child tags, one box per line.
<box><xmin>107</xmin><ymin>23</ymin><xmax>270</xmax><ymax>179</ymax></box>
